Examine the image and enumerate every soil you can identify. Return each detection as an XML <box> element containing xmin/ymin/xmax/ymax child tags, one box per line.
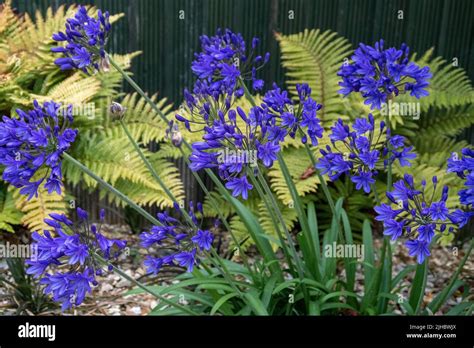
<box><xmin>0</xmin><ymin>225</ymin><xmax>472</xmax><ymax>316</ymax></box>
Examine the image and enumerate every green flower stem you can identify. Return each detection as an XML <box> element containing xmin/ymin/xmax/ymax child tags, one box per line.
<box><xmin>302</xmin><ymin>144</ymin><xmax>336</xmax><ymax>215</ymax></box>
<box><xmin>384</xmin><ymin>100</ymin><xmax>393</xmax><ymax>296</ymax></box>
<box><xmin>119</xmin><ymin>120</ymin><xmax>178</xmax><ymax>204</ymax></box>
<box><xmin>241</xmin><ymin>78</ymin><xmax>257</xmax><ymax>107</ymax></box>
<box><xmin>371</xmin><ymin>182</ymin><xmax>382</xmax><ymax>205</ymax></box>
<box><xmin>63</xmin><ymin>152</ymin><xmax>160</xmax><ymax>226</ymax></box>
<box><xmin>108</xmin><ymin>55</ymin><xmax>169</xmax><ymax>125</ymax></box>
<box><xmin>373</xmin><ymin>236</ymin><xmax>387</xmax><ymax>306</ymax></box>
<box><xmin>255</xmin><ymin>169</ymin><xmax>306</xmax><ymax>279</ymax></box>
<box><xmin>254</xmin><ymin>168</ymin><xmax>310</xmax><ymax>306</ymax></box>
<box><xmin>302</xmin><ymin>143</ymin><xmax>345</xmax><ymax>243</ymax></box>
<box><xmin>95</xmin><ymin>254</ymin><xmax>198</xmax><ymax>315</ymax></box>
<box><xmin>246</xmin><ymin>168</ymin><xmax>295</xmax><ymax>274</ymax></box>
<box><xmin>385</xmin><ymin>97</ymin><xmax>393</xmax><ymax>191</ymax></box>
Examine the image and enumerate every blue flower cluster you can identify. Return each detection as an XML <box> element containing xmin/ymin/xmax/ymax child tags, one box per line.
<box><xmin>140</xmin><ymin>202</ymin><xmax>214</xmax><ymax>274</ymax></box>
<box><xmin>178</xmin><ymin>29</ymin><xmax>269</xmax><ymax>134</ymax></box>
<box><xmin>181</xmin><ymin>81</ymin><xmax>325</xmax><ymax>199</ymax></box>
<box><xmin>26</xmin><ymin>208</ymin><xmax>127</xmax><ymax>310</ymax></box>
<box><xmin>375</xmin><ymin>175</ymin><xmax>463</xmax><ymax>264</ymax></box>
<box><xmin>52</xmin><ymin>6</ymin><xmax>111</xmax><ymax>73</ymax></box>
<box><xmin>338</xmin><ymin>40</ymin><xmax>432</xmax><ymax>109</ymax></box>
<box><xmin>191</xmin><ymin>28</ymin><xmax>269</xmax><ymax>98</ymax></box>
<box><xmin>187</xmin><ymin>107</ymin><xmax>260</xmax><ymax>199</ymax></box>
<box><xmin>260</xmin><ymin>83</ymin><xmax>324</xmax><ymax>146</ymax></box>
<box><xmin>0</xmin><ymin>100</ymin><xmax>77</xmax><ymax>199</ymax></box>
<box><xmin>316</xmin><ymin>114</ymin><xmax>416</xmax><ymax>193</ymax></box>
<box><xmin>447</xmin><ymin>148</ymin><xmax>474</xmax><ymax>208</ymax></box>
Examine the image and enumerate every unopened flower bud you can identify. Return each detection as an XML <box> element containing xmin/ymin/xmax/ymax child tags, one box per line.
<box><xmin>167</xmin><ymin>121</ymin><xmax>183</xmax><ymax>147</ymax></box>
<box><xmin>109</xmin><ymin>102</ymin><xmax>126</xmax><ymax>120</ymax></box>
<box><xmin>171</xmin><ymin>130</ymin><xmax>183</xmax><ymax>147</ymax></box>
<box><xmin>100</xmin><ymin>55</ymin><xmax>110</xmax><ymax>72</ymax></box>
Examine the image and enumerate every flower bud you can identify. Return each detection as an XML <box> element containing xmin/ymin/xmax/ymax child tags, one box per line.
<box><xmin>171</xmin><ymin>130</ymin><xmax>183</xmax><ymax>147</ymax></box>
<box><xmin>109</xmin><ymin>102</ymin><xmax>126</xmax><ymax>120</ymax></box>
<box><xmin>100</xmin><ymin>55</ymin><xmax>110</xmax><ymax>72</ymax></box>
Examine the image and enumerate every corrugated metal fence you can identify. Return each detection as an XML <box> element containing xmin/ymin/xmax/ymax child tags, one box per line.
<box><xmin>10</xmin><ymin>0</ymin><xmax>474</xmax><ymax>224</ymax></box>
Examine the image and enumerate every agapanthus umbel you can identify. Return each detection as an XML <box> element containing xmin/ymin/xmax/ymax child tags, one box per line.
<box><xmin>316</xmin><ymin>114</ymin><xmax>416</xmax><ymax>193</ymax></box>
<box><xmin>338</xmin><ymin>40</ymin><xmax>432</xmax><ymax>109</ymax></box>
<box><xmin>188</xmin><ymin>105</ymin><xmax>287</xmax><ymax>199</ymax></box>
<box><xmin>52</xmin><ymin>6</ymin><xmax>111</xmax><ymax>73</ymax></box>
<box><xmin>26</xmin><ymin>208</ymin><xmax>127</xmax><ymax>310</ymax></box>
<box><xmin>375</xmin><ymin>175</ymin><xmax>463</xmax><ymax>264</ymax></box>
<box><xmin>259</xmin><ymin>83</ymin><xmax>324</xmax><ymax>146</ymax></box>
<box><xmin>191</xmin><ymin>28</ymin><xmax>269</xmax><ymax>96</ymax></box>
<box><xmin>447</xmin><ymin>148</ymin><xmax>474</xmax><ymax>208</ymax></box>
<box><xmin>0</xmin><ymin>100</ymin><xmax>77</xmax><ymax>199</ymax></box>
<box><xmin>140</xmin><ymin>202</ymin><xmax>215</xmax><ymax>275</ymax></box>
<box><xmin>177</xmin><ymin>29</ymin><xmax>269</xmax><ymax>132</ymax></box>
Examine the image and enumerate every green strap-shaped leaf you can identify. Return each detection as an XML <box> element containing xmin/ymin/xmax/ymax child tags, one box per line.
<box><xmin>409</xmin><ymin>259</ymin><xmax>428</xmax><ymax>315</ymax></box>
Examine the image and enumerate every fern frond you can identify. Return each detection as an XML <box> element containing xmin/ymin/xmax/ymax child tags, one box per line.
<box><xmin>109</xmin><ymin>92</ymin><xmax>173</xmax><ymax>145</ymax></box>
<box><xmin>12</xmin><ymin>184</ymin><xmax>67</xmax><ymax>233</ymax></box>
<box><xmin>38</xmin><ymin>73</ymin><xmax>102</xmax><ymax>104</ymax></box>
<box><xmin>269</xmin><ymin>146</ymin><xmax>320</xmax><ymax>205</ymax></box>
<box><xmin>0</xmin><ymin>183</ymin><xmax>23</xmax><ymax>233</ymax></box>
<box><xmin>418</xmin><ymin>105</ymin><xmax>474</xmax><ymax>139</ymax></box>
<box><xmin>65</xmin><ymin>129</ymin><xmax>184</xmax><ymax>208</ymax></box>
<box><xmin>276</xmin><ymin>29</ymin><xmax>353</xmax><ymax>126</ymax></box>
<box><xmin>394</xmin><ymin>48</ymin><xmax>474</xmax><ymax>111</ymax></box>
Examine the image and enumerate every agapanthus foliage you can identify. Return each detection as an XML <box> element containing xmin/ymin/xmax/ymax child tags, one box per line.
<box><xmin>52</xmin><ymin>5</ymin><xmax>111</xmax><ymax>73</ymax></box>
<box><xmin>316</xmin><ymin>114</ymin><xmax>416</xmax><ymax>193</ymax></box>
<box><xmin>447</xmin><ymin>148</ymin><xmax>474</xmax><ymax>207</ymax></box>
<box><xmin>338</xmin><ymin>40</ymin><xmax>432</xmax><ymax>109</ymax></box>
<box><xmin>26</xmin><ymin>208</ymin><xmax>127</xmax><ymax>310</ymax></box>
<box><xmin>375</xmin><ymin>175</ymin><xmax>464</xmax><ymax>263</ymax></box>
<box><xmin>140</xmin><ymin>202</ymin><xmax>215</xmax><ymax>274</ymax></box>
<box><xmin>0</xmin><ymin>100</ymin><xmax>77</xmax><ymax>199</ymax></box>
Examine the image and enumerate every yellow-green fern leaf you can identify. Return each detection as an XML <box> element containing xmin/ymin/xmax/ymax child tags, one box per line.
<box><xmin>12</xmin><ymin>185</ymin><xmax>67</xmax><ymax>233</ymax></box>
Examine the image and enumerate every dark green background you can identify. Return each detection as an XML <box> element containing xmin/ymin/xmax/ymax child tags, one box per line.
<box><xmin>11</xmin><ymin>0</ymin><xmax>474</xmax><ymax>105</ymax></box>
<box><xmin>6</xmin><ymin>0</ymin><xmax>474</xmax><ymax>222</ymax></box>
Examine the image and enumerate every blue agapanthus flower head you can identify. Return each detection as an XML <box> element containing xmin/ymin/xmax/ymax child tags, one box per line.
<box><xmin>187</xmin><ymin>106</ymin><xmax>269</xmax><ymax>200</ymax></box>
<box><xmin>181</xmin><ymin>82</ymin><xmax>324</xmax><ymax>199</ymax></box>
<box><xmin>338</xmin><ymin>40</ymin><xmax>432</xmax><ymax>109</ymax></box>
<box><xmin>375</xmin><ymin>175</ymin><xmax>463</xmax><ymax>264</ymax></box>
<box><xmin>447</xmin><ymin>148</ymin><xmax>474</xmax><ymax>207</ymax></box>
<box><xmin>52</xmin><ymin>6</ymin><xmax>111</xmax><ymax>74</ymax></box>
<box><xmin>186</xmin><ymin>96</ymin><xmax>316</xmax><ymax>199</ymax></box>
<box><xmin>190</xmin><ymin>29</ymin><xmax>268</xmax><ymax>98</ymax></box>
<box><xmin>177</xmin><ymin>29</ymin><xmax>269</xmax><ymax>132</ymax></box>
<box><xmin>140</xmin><ymin>202</ymin><xmax>215</xmax><ymax>275</ymax></box>
<box><xmin>0</xmin><ymin>100</ymin><xmax>77</xmax><ymax>199</ymax></box>
<box><xmin>260</xmin><ymin>83</ymin><xmax>324</xmax><ymax>146</ymax></box>
<box><xmin>316</xmin><ymin>114</ymin><xmax>415</xmax><ymax>193</ymax></box>
<box><xmin>26</xmin><ymin>208</ymin><xmax>127</xmax><ymax>310</ymax></box>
